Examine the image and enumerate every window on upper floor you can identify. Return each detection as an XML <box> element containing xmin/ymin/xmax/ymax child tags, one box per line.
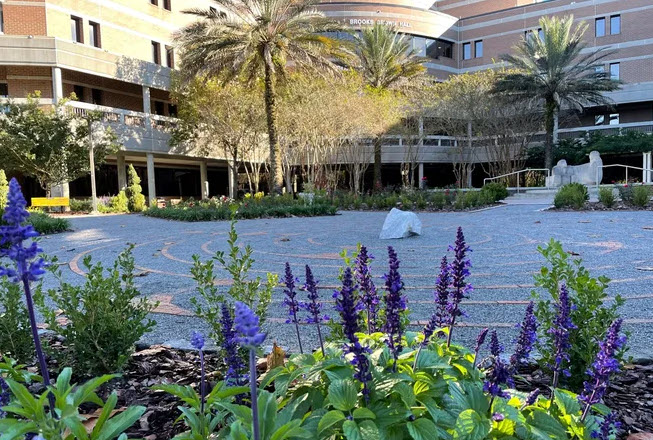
<box><xmin>152</xmin><ymin>41</ymin><xmax>161</xmax><ymax>65</ymax></box>
<box><xmin>474</xmin><ymin>40</ymin><xmax>483</xmax><ymax>58</ymax></box>
<box><xmin>163</xmin><ymin>0</ymin><xmax>171</xmax><ymax>11</ymax></box>
<box><xmin>595</xmin><ymin>17</ymin><xmax>606</xmax><ymax>37</ymax></box>
<box><xmin>433</xmin><ymin>39</ymin><xmax>453</xmax><ymax>59</ymax></box>
<box><xmin>73</xmin><ymin>85</ymin><xmax>85</xmax><ymax>101</ymax></box>
<box><xmin>153</xmin><ymin>101</ymin><xmax>165</xmax><ymax>115</ymax></box>
<box><xmin>538</xmin><ymin>28</ymin><xmax>544</xmax><ymax>41</ymax></box>
<box><xmin>91</xmin><ymin>89</ymin><xmax>103</xmax><ymax>105</ymax></box>
<box><xmin>610</xmin><ymin>15</ymin><xmax>621</xmax><ymax>35</ymax></box>
<box><xmin>71</xmin><ymin>16</ymin><xmax>84</xmax><ymax>43</ymax></box>
<box><xmin>168</xmin><ymin>103</ymin><xmax>178</xmax><ymax>117</ymax></box>
<box><xmin>610</xmin><ymin>62</ymin><xmax>620</xmax><ymax>80</ymax></box>
<box><xmin>89</xmin><ymin>21</ymin><xmax>101</xmax><ymax>48</ymax></box>
<box><xmin>463</xmin><ymin>42</ymin><xmax>472</xmax><ymax>60</ymax></box>
<box><xmin>595</xmin><ymin>115</ymin><xmax>605</xmax><ymax>126</ymax></box>
<box><xmin>165</xmin><ymin>46</ymin><xmax>175</xmax><ymax>68</ymax></box>
<box><xmin>0</xmin><ymin>83</ymin><xmax>8</xmax><ymax>98</ymax></box>
<box><xmin>150</xmin><ymin>0</ymin><xmax>159</xmax><ymax>5</ymax></box>
<box><xmin>0</xmin><ymin>4</ymin><xmax>5</xmax><ymax>34</ymax></box>
<box><xmin>609</xmin><ymin>113</ymin><xmax>620</xmax><ymax>125</ymax></box>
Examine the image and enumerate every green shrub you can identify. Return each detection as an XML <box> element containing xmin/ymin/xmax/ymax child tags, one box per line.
<box><xmin>532</xmin><ymin>239</ymin><xmax>625</xmax><ymax>390</ymax></box>
<box><xmin>0</xmin><ymin>278</ymin><xmax>37</xmax><ymax>363</ymax></box>
<box><xmin>430</xmin><ymin>191</ymin><xmax>446</xmax><ymax>209</ymax></box>
<box><xmin>598</xmin><ymin>187</ymin><xmax>615</xmax><ymax>207</ymax></box>
<box><xmin>617</xmin><ymin>184</ymin><xmax>633</xmax><ymax>203</ymax></box>
<box><xmin>631</xmin><ymin>184</ymin><xmax>651</xmax><ymax>207</ymax></box>
<box><xmin>553</xmin><ymin>183</ymin><xmax>588</xmax><ymax>209</ymax></box>
<box><xmin>25</xmin><ymin>212</ymin><xmax>69</xmax><ymax>234</ymax></box>
<box><xmin>69</xmin><ymin>198</ymin><xmax>92</xmax><ymax>212</ymax></box>
<box><xmin>125</xmin><ymin>164</ymin><xmax>146</xmax><ymax>212</ymax></box>
<box><xmin>463</xmin><ymin>190</ymin><xmax>480</xmax><ymax>208</ymax></box>
<box><xmin>0</xmin><ymin>169</ymin><xmax>8</xmax><ymax>210</ymax></box>
<box><xmin>480</xmin><ymin>182</ymin><xmax>508</xmax><ymax>202</ymax></box>
<box><xmin>108</xmin><ymin>190</ymin><xmax>129</xmax><ymax>213</ymax></box>
<box><xmin>39</xmin><ymin>246</ymin><xmax>157</xmax><ymax>376</ymax></box>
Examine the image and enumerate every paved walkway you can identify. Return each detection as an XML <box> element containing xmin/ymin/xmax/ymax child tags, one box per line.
<box><xmin>41</xmin><ymin>205</ymin><xmax>653</xmax><ymax>359</ymax></box>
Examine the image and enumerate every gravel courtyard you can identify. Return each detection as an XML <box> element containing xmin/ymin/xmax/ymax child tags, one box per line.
<box><xmin>42</xmin><ymin>205</ymin><xmax>653</xmax><ymax>359</ymax></box>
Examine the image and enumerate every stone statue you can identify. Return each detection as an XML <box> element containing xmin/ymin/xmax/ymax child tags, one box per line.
<box><xmin>546</xmin><ymin>151</ymin><xmax>603</xmax><ymax>187</ymax></box>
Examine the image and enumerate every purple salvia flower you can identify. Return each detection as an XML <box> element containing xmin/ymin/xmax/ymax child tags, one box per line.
<box><xmin>0</xmin><ymin>179</ymin><xmax>53</xmax><ymax>413</ymax></box>
<box><xmin>191</xmin><ymin>331</ymin><xmax>206</xmax><ymax>412</ymax></box>
<box><xmin>591</xmin><ymin>412</ymin><xmax>621</xmax><ymax>440</ymax></box>
<box><xmin>355</xmin><ymin>246</ymin><xmax>379</xmax><ymax>334</ymax></box>
<box><xmin>446</xmin><ymin>227</ymin><xmax>472</xmax><ymax>347</ymax></box>
<box><xmin>579</xmin><ymin>319</ymin><xmax>627</xmax><ymax>421</ymax></box>
<box><xmin>220</xmin><ymin>303</ymin><xmax>246</xmax><ymax>387</ymax></box>
<box><xmin>510</xmin><ymin>302</ymin><xmax>538</xmax><ymax>370</ymax></box>
<box><xmin>492</xmin><ymin>413</ymin><xmax>505</xmax><ymax>422</ymax></box>
<box><xmin>382</xmin><ymin>247</ymin><xmax>406</xmax><ymax>371</ymax></box>
<box><xmin>483</xmin><ymin>331</ymin><xmax>514</xmax><ymax>399</ymax></box>
<box><xmin>421</xmin><ymin>315</ymin><xmax>438</xmax><ymax>347</ymax></box>
<box><xmin>549</xmin><ymin>284</ymin><xmax>577</xmax><ymax>390</ymax></box>
<box><xmin>0</xmin><ymin>377</ymin><xmax>9</xmax><ymax>418</ymax></box>
<box><xmin>233</xmin><ymin>301</ymin><xmax>265</xmax><ymax>440</ymax></box>
<box><xmin>282</xmin><ymin>263</ymin><xmax>303</xmax><ymax>354</ymax></box>
<box><xmin>303</xmin><ymin>265</ymin><xmax>326</xmax><ymax>356</ymax></box>
<box><xmin>472</xmin><ymin>328</ymin><xmax>489</xmax><ymax>368</ymax></box>
<box><xmin>434</xmin><ymin>256</ymin><xmax>451</xmax><ymax>330</ymax></box>
<box><xmin>524</xmin><ymin>388</ymin><xmax>540</xmax><ymax>407</ymax></box>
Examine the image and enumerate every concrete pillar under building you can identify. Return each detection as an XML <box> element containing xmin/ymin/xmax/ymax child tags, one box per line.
<box><xmin>643</xmin><ymin>152</ymin><xmax>652</xmax><ymax>183</ymax></box>
<box><xmin>200</xmin><ymin>161</ymin><xmax>209</xmax><ymax>199</ymax></box>
<box><xmin>418</xmin><ymin>163</ymin><xmax>424</xmax><ymax>188</ymax></box>
<box><xmin>117</xmin><ymin>154</ymin><xmax>127</xmax><ymax>191</ymax></box>
<box><xmin>227</xmin><ymin>161</ymin><xmax>235</xmax><ymax>199</ymax></box>
<box><xmin>52</xmin><ymin>67</ymin><xmax>63</xmax><ymax>103</ymax></box>
<box><xmin>142</xmin><ymin>86</ymin><xmax>151</xmax><ymax>114</ymax></box>
<box><xmin>146</xmin><ymin>153</ymin><xmax>156</xmax><ymax>206</ymax></box>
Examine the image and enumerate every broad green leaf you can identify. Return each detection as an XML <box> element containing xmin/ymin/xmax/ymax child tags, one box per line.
<box><xmin>258</xmin><ymin>390</ymin><xmax>278</xmax><ymax>440</ymax></box>
<box><xmin>343</xmin><ymin>420</ymin><xmax>363</xmax><ymax>440</ymax></box>
<box><xmin>318</xmin><ymin>410</ymin><xmax>346</xmax><ymax>434</ymax></box>
<box><xmin>359</xmin><ymin>420</ymin><xmax>381</xmax><ymax>440</ymax></box>
<box><xmin>353</xmin><ymin>408</ymin><xmax>376</xmax><ymax>420</ymax></box>
<box><xmin>493</xmin><ymin>419</ymin><xmax>516</xmax><ymax>436</ymax></box>
<box><xmin>453</xmin><ymin>409</ymin><xmax>490</xmax><ymax>440</ymax></box>
<box><xmin>328</xmin><ymin>380</ymin><xmax>358</xmax><ymax>412</ymax></box>
<box><xmin>528</xmin><ymin>409</ymin><xmax>568</xmax><ymax>439</ymax></box>
<box><xmin>407</xmin><ymin>418</ymin><xmax>438</xmax><ymax>440</ymax></box>
<box><xmin>95</xmin><ymin>406</ymin><xmax>146</xmax><ymax>440</ymax></box>
<box><xmin>554</xmin><ymin>390</ymin><xmax>581</xmax><ymax>416</ymax></box>
<box><xmin>393</xmin><ymin>382</ymin><xmax>416</xmax><ymax>408</ymax></box>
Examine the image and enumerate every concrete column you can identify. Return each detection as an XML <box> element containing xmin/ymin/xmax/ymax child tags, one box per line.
<box><xmin>117</xmin><ymin>154</ymin><xmax>127</xmax><ymax>191</ymax></box>
<box><xmin>200</xmin><ymin>161</ymin><xmax>209</xmax><ymax>199</ymax></box>
<box><xmin>52</xmin><ymin>67</ymin><xmax>63</xmax><ymax>103</ymax></box>
<box><xmin>643</xmin><ymin>152</ymin><xmax>652</xmax><ymax>183</ymax></box>
<box><xmin>142</xmin><ymin>86</ymin><xmax>151</xmax><ymax>114</ymax></box>
<box><xmin>227</xmin><ymin>161</ymin><xmax>235</xmax><ymax>199</ymax></box>
<box><xmin>418</xmin><ymin>163</ymin><xmax>424</xmax><ymax>182</ymax></box>
<box><xmin>146</xmin><ymin>153</ymin><xmax>156</xmax><ymax>206</ymax></box>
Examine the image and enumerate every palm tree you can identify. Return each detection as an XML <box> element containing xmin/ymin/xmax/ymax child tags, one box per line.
<box><xmin>352</xmin><ymin>23</ymin><xmax>426</xmax><ymax>190</ymax></box>
<box><xmin>494</xmin><ymin>15</ymin><xmax>621</xmax><ymax>170</ymax></box>
<box><xmin>175</xmin><ymin>0</ymin><xmax>341</xmax><ymax>194</ymax></box>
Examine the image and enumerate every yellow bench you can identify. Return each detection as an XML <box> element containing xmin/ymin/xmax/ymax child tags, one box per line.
<box><xmin>31</xmin><ymin>197</ymin><xmax>70</xmax><ymax>208</ymax></box>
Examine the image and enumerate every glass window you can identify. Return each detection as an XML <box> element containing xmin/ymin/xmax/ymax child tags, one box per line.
<box><xmin>163</xmin><ymin>0</ymin><xmax>171</xmax><ymax>11</ymax></box>
<box><xmin>89</xmin><ymin>22</ymin><xmax>101</xmax><ymax>48</ymax></box>
<box><xmin>152</xmin><ymin>41</ymin><xmax>161</xmax><ymax>65</ymax></box>
<box><xmin>165</xmin><ymin>46</ymin><xmax>174</xmax><ymax>68</ymax></box>
<box><xmin>595</xmin><ymin>65</ymin><xmax>605</xmax><ymax>73</ymax></box>
<box><xmin>73</xmin><ymin>85</ymin><xmax>85</xmax><ymax>101</ymax></box>
<box><xmin>609</xmin><ymin>113</ymin><xmax>620</xmax><ymax>125</ymax></box>
<box><xmin>71</xmin><ymin>16</ymin><xmax>83</xmax><ymax>43</ymax></box>
<box><xmin>153</xmin><ymin>101</ymin><xmax>165</xmax><ymax>115</ymax></box>
<box><xmin>610</xmin><ymin>15</ymin><xmax>621</xmax><ymax>35</ymax></box>
<box><xmin>425</xmin><ymin>39</ymin><xmax>437</xmax><ymax>58</ymax></box>
<box><xmin>610</xmin><ymin>62</ymin><xmax>620</xmax><ymax>80</ymax></box>
<box><xmin>412</xmin><ymin>37</ymin><xmax>426</xmax><ymax>57</ymax></box>
<box><xmin>168</xmin><ymin>104</ymin><xmax>178</xmax><ymax>117</ymax></box>
<box><xmin>474</xmin><ymin>40</ymin><xmax>483</xmax><ymax>58</ymax></box>
<box><xmin>463</xmin><ymin>42</ymin><xmax>471</xmax><ymax>60</ymax></box>
<box><xmin>538</xmin><ymin>28</ymin><xmax>544</xmax><ymax>41</ymax></box>
<box><xmin>595</xmin><ymin>115</ymin><xmax>605</xmax><ymax>125</ymax></box>
<box><xmin>436</xmin><ymin>39</ymin><xmax>453</xmax><ymax>59</ymax></box>
<box><xmin>595</xmin><ymin>17</ymin><xmax>606</xmax><ymax>37</ymax></box>
<box><xmin>91</xmin><ymin>89</ymin><xmax>102</xmax><ymax>105</ymax></box>
<box><xmin>150</xmin><ymin>0</ymin><xmax>158</xmax><ymax>5</ymax></box>
<box><xmin>0</xmin><ymin>4</ymin><xmax>4</xmax><ymax>34</ymax></box>
<box><xmin>0</xmin><ymin>83</ymin><xmax>8</xmax><ymax>97</ymax></box>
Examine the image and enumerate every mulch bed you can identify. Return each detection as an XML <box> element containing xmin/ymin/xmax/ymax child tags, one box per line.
<box><xmin>21</xmin><ymin>345</ymin><xmax>653</xmax><ymax>439</ymax></box>
<box><xmin>548</xmin><ymin>202</ymin><xmax>653</xmax><ymax>211</ymax></box>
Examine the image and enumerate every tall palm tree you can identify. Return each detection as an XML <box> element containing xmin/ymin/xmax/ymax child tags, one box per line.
<box><xmin>494</xmin><ymin>15</ymin><xmax>621</xmax><ymax>170</ymax></box>
<box><xmin>352</xmin><ymin>23</ymin><xmax>426</xmax><ymax>190</ymax></box>
<box><xmin>175</xmin><ymin>0</ymin><xmax>341</xmax><ymax>194</ymax></box>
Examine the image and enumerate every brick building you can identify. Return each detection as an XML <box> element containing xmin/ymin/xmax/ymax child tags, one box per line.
<box><xmin>2</xmin><ymin>0</ymin><xmax>652</xmax><ymax>198</ymax></box>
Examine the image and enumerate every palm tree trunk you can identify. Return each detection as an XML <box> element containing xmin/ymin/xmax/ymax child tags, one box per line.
<box><xmin>373</xmin><ymin>136</ymin><xmax>382</xmax><ymax>191</ymax></box>
<box><xmin>264</xmin><ymin>62</ymin><xmax>283</xmax><ymax>194</ymax></box>
<box><xmin>544</xmin><ymin>98</ymin><xmax>556</xmax><ymax>171</ymax></box>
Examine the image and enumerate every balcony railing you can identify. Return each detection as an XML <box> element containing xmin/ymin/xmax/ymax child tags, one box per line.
<box><xmin>64</xmin><ymin>101</ymin><xmax>178</xmax><ymax>131</ymax></box>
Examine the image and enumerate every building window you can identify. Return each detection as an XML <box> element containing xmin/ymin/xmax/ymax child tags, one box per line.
<box><xmin>168</xmin><ymin>103</ymin><xmax>178</xmax><ymax>117</ymax></box>
<box><xmin>463</xmin><ymin>42</ymin><xmax>472</xmax><ymax>60</ymax></box>
<box><xmin>0</xmin><ymin>4</ymin><xmax>4</xmax><ymax>34</ymax></box>
<box><xmin>165</xmin><ymin>46</ymin><xmax>175</xmax><ymax>68</ymax></box>
<box><xmin>150</xmin><ymin>0</ymin><xmax>158</xmax><ymax>5</ymax></box>
<box><xmin>595</xmin><ymin>17</ymin><xmax>606</xmax><ymax>37</ymax></box>
<box><xmin>595</xmin><ymin>115</ymin><xmax>605</xmax><ymax>126</ymax></box>
<box><xmin>538</xmin><ymin>28</ymin><xmax>544</xmax><ymax>41</ymax></box>
<box><xmin>610</xmin><ymin>15</ymin><xmax>621</xmax><ymax>35</ymax></box>
<box><xmin>474</xmin><ymin>40</ymin><xmax>483</xmax><ymax>58</ymax></box>
<box><xmin>91</xmin><ymin>89</ymin><xmax>103</xmax><ymax>105</ymax></box>
<box><xmin>413</xmin><ymin>37</ymin><xmax>426</xmax><ymax>57</ymax></box>
<box><xmin>73</xmin><ymin>85</ymin><xmax>85</xmax><ymax>101</ymax></box>
<box><xmin>163</xmin><ymin>0</ymin><xmax>171</xmax><ymax>11</ymax></box>
<box><xmin>152</xmin><ymin>41</ymin><xmax>161</xmax><ymax>65</ymax></box>
<box><xmin>89</xmin><ymin>21</ymin><xmax>101</xmax><ymax>48</ymax></box>
<box><xmin>434</xmin><ymin>39</ymin><xmax>453</xmax><ymax>59</ymax></box>
<box><xmin>71</xmin><ymin>16</ymin><xmax>84</xmax><ymax>43</ymax></box>
<box><xmin>610</xmin><ymin>62</ymin><xmax>620</xmax><ymax>80</ymax></box>
<box><xmin>153</xmin><ymin>101</ymin><xmax>165</xmax><ymax>115</ymax></box>
<box><xmin>0</xmin><ymin>83</ymin><xmax>8</xmax><ymax>97</ymax></box>
<box><xmin>609</xmin><ymin>113</ymin><xmax>620</xmax><ymax>125</ymax></box>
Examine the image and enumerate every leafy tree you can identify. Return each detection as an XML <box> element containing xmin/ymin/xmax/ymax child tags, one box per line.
<box><xmin>494</xmin><ymin>15</ymin><xmax>621</xmax><ymax>170</ymax></box>
<box><xmin>0</xmin><ymin>170</ymin><xmax>8</xmax><ymax>209</ymax></box>
<box><xmin>0</xmin><ymin>95</ymin><xmax>116</xmax><ymax>191</ymax></box>
<box><xmin>352</xmin><ymin>23</ymin><xmax>426</xmax><ymax>189</ymax></box>
<box><xmin>175</xmin><ymin>0</ymin><xmax>342</xmax><ymax>194</ymax></box>
<box><xmin>125</xmin><ymin>164</ymin><xmax>146</xmax><ymax>212</ymax></box>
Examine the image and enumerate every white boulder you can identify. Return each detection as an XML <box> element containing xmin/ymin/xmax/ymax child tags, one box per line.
<box><xmin>379</xmin><ymin>208</ymin><xmax>422</xmax><ymax>240</ymax></box>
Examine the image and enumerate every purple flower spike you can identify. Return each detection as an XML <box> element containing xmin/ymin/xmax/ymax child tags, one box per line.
<box><xmin>446</xmin><ymin>227</ymin><xmax>472</xmax><ymax>347</ymax></box>
<box><xmin>549</xmin><ymin>284</ymin><xmax>577</xmax><ymax>389</ymax></box>
<box><xmin>355</xmin><ymin>246</ymin><xmax>379</xmax><ymax>334</ymax></box>
<box><xmin>0</xmin><ymin>377</ymin><xmax>9</xmax><ymax>418</ymax></box>
<box><xmin>510</xmin><ymin>302</ymin><xmax>538</xmax><ymax>369</ymax></box>
<box><xmin>220</xmin><ymin>303</ymin><xmax>245</xmax><ymax>386</ymax></box>
<box><xmin>282</xmin><ymin>263</ymin><xmax>303</xmax><ymax>354</ymax></box>
<box><xmin>190</xmin><ymin>331</ymin><xmax>206</xmax><ymax>412</ymax></box>
<box><xmin>483</xmin><ymin>331</ymin><xmax>514</xmax><ymax>399</ymax></box>
<box><xmin>382</xmin><ymin>246</ymin><xmax>406</xmax><ymax>371</ymax></box>
<box><xmin>234</xmin><ymin>301</ymin><xmax>266</xmax><ymax>348</ymax></box>
<box><xmin>434</xmin><ymin>256</ymin><xmax>451</xmax><ymax>330</ymax></box>
<box><xmin>472</xmin><ymin>328</ymin><xmax>489</xmax><ymax>368</ymax></box>
<box><xmin>591</xmin><ymin>412</ymin><xmax>621</xmax><ymax>440</ymax></box>
<box><xmin>579</xmin><ymin>320</ymin><xmax>627</xmax><ymax>421</ymax></box>
<box><xmin>303</xmin><ymin>265</ymin><xmax>326</xmax><ymax>356</ymax></box>
<box><xmin>191</xmin><ymin>331</ymin><xmax>205</xmax><ymax>351</ymax></box>
<box><xmin>524</xmin><ymin>388</ymin><xmax>540</xmax><ymax>407</ymax></box>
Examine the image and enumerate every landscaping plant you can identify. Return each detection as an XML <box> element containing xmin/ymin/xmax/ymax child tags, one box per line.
<box><xmin>0</xmin><ymin>277</ymin><xmax>38</xmax><ymax>364</ymax></box>
<box><xmin>125</xmin><ymin>164</ymin><xmax>146</xmax><ymax>212</ymax></box>
<box><xmin>39</xmin><ymin>245</ymin><xmax>157</xmax><ymax>376</ymax></box>
<box><xmin>24</xmin><ymin>211</ymin><xmax>70</xmax><ymax>235</ymax></box>
<box><xmin>480</xmin><ymin>182</ymin><xmax>508</xmax><ymax>203</ymax></box>
<box><xmin>598</xmin><ymin>187</ymin><xmax>615</xmax><ymax>208</ymax></box>
<box><xmin>0</xmin><ymin>169</ymin><xmax>8</xmax><ymax>209</ymax></box>
<box><xmin>631</xmin><ymin>184</ymin><xmax>651</xmax><ymax>207</ymax></box>
<box><xmin>554</xmin><ymin>183</ymin><xmax>589</xmax><ymax>209</ymax></box>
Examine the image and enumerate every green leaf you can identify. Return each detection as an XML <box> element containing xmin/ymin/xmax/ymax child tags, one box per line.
<box><xmin>393</xmin><ymin>382</ymin><xmax>416</xmax><ymax>408</ymax></box>
<box><xmin>328</xmin><ymin>380</ymin><xmax>358</xmax><ymax>412</ymax></box>
<box><xmin>453</xmin><ymin>409</ymin><xmax>490</xmax><ymax>440</ymax></box>
<box><xmin>258</xmin><ymin>390</ymin><xmax>278</xmax><ymax>440</ymax></box>
<box><xmin>407</xmin><ymin>418</ymin><xmax>438</xmax><ymax>440</ymax></box>
<box><xmin>353</xmin><ymin>408</ymin><xmax>376</xmax><ymax>420</ymax></box>
<box><xmin>528</xmin><ymin>409</ymin><xmax>568</xmax><ymax>439</ymax></box>
<box><xmin>95</xmin><ymin>406</ymin><xmax>146</xmax><ymax>440</ymax></box>
<box><xmin>359</xmin><ymin>420</ymin><xmax>381</xmax><ymax>440</ymax></box>
<box><xmin>554</xmin><ymin>390</ymin><xmax>581</xmax><ymax>416</ymax></box>
<box><xmin>318</xmin><ymin>410</ymin><xmax>346</xmax><ymax>434</ymax></box>
<box><xmin>343</xmin><ymin>420</ymin><xmax>363</xmax><ymax>440</ymax></box>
